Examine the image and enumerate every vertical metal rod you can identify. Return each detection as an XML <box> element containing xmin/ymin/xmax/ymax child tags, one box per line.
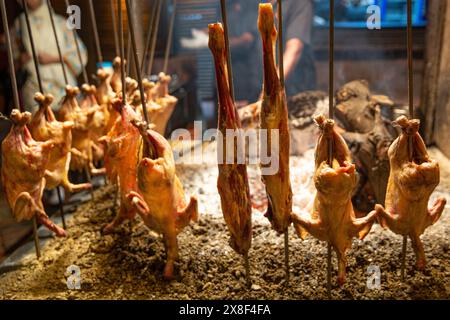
<box><xmin>327</xmin><ymin>0</ymin><xmax>335</xmax><ymax>298</ymax></box>
<box><xmin>111</xmin><ymin>0</ymin><xmax>120</xmax><ymax>57</ymax></box>
<box><xmin>244</xmin><ymin>252</ymin><xmax>251</xmax><ymax>289</ymax></box>
<box><xmin>85</xmin><ymin>167</ymin><xmax>94</xmax><ymax>200</ymax></box>
<box><xmin>284</xmin><ymin>229</ymin><xmax>289</xmax><ymax>284</ymax></box>
<box><xmin>219</xmin><ymin>0</ymin><xmax>235</xmax><ymax>101</ymax></box>
<box><xmin>401</xmin><ymin>236</ymin><xmax>407</xmax><ymax>281</ymax></box>
<box><xmin>66</xmin><ymin>0</ymin><xmax>88</xmax><ymax>84</ymax></box>
<box><xmin>57</xmin><ymin>186</ymin><xmax>66</xmax><ymax>229</ymax></box>
<box><xmin>327</xmin><ymin>243</ymin><xmax>332</xmax><ymax>298</ymax></box>
<box><xmin>127</xmin><ymin>30</ymin><xmax>132</xmax><ymax>76</ymax></box>
<box><xmin>32</xmin><ymin>216</ymin><xmax>41</xmax><ymax>259</ymax></box>
<box><xmin>146</xmin><ymin>0</ymin><xmax>162</xmax><ymax>77</ymax></box>
<box><xmin>1</xmin><ymin>0</ymin><xmax>20</xmax><ymax>110</ymax></box>
<box><xmin>141</xmin><ymin>0</ymin><xmax>158</xmax><ymax>76</ymax></box>
<box><xmin>163</xmin><ymin>0</ymin><xmax>177</xmax><ymax>74</ymax></box>
<box><xmin>277</xmin><ymin>0</ymin><xmax>284</xmax><ymax>88</ymax></box>
<box><xmin>118</xmin><ymin>0</ymin><xmax>127</xmax><ymax>104</ymax></box>
<box><xmin>22</xmin><ymin>0</ymin><xmax>44</xmax><ymax>94</ymax></box>
<box><xmin>47</xmin><ymin>0</ymin><xmax>68</xmax><ymax>85</ymax></box>
<box><xmin>126</xmin><ymin>0</ymin><xmax>150</xmax><ymax>125</ymax></box>
<box><xmin>88</xmin><ymin>0</ymin><xmax>103</xmax><ymax>64</ymax></box>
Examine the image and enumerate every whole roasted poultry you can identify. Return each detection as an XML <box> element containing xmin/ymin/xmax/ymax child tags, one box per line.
<box><xmin>1</xmin><ymin>110</ymin><xmax>66</xmax><ymax>237</ymax></box>
<box><xmin>375</xmin><ymin>116</ymin><xmax>446</xmax><ymax>270</ymax></box>
<box><xmin>291</xmin><ymin>115</ymin><xmax>378</xmax><ymax>285</ymax></box>
<box><xmin>258</xmin><ymin>4</ymin><xmax>292</xmax><ymax>234</ymax></box>
<box><xmin>127</xmin><ymin>120</ymin><xmax>198</xmax><ymax>280</ymax></box>
<box><xmin>209</xmin><ymin>23</ymin><xmax>252</xmax><ymax>256</ymax></box>
<box><xmin>29</xmin><ymin>92</ymin><xmax>91</xmax><ymax>193</ymax></box>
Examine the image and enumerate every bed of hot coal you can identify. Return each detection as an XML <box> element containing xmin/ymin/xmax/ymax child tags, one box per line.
<box><xmin>0</xmin><ymin>147</ymin><xmax>448</xmax><ymax>300</ymax></box>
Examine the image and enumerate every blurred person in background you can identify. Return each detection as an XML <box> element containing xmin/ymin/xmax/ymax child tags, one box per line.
<box><xmin>13</xmin><ymin>0</ymin><xmax>87</xmax><ymax>111</ymax></box>
<box><xmin>266</xmin><ymin>0</ymin><xmax>317</xmax><ymax>97</ymax></box>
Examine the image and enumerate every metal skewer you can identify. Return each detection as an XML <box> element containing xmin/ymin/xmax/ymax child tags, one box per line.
<box><xmin>146</xmin><ymin>0</ymin><xmax>163</xmax><ymax>77</ymax></box>
<box><xmin>111</xmin><ymin>0</ymin><xmax>120</xmax><ymax>58</ymax></box>
<box><xmin>163</xmin><ymin>0</ymin><xmax>177</xmax><ymax>74</ymax></box>
<box><xmin>65</xmin><ymin>0</ymin><xmax>88</xmax><ymax>85</ymax></box>
<box><xmin>88</xmin><ymin>0</ymin><xmax>103</xmax><ymax>65</ymax></box>
<box><xmin>276</xmin><ymin>0</ymin><xmax>290</xmax><ymax>285</ymax></box>
<box><xmin>47</xmin><ymin>0</ymin><xmax>68</xmax><ymax>84</ymax></box>
<box><xmin>22</xmin><ymin>0</ymin><xmax>43</xmax><ymax>94</ymax></box>
<box><xmin>127</xmin><ymin>31</ymin><xmax>132</xmax><ymax>76</ymax></box>
<box><xmin>402</xmin><ymin>0</ymin><xmax>414</xmax><ymax>282</ymax></box>
<box><xmin>141</xmin><ymin>0</ymin><xmax>159</xmax><ymax>76</ymax></box>
<box><xmin>327</xmin><ymin>0</ymin><xmax>335</xmax><ymax>299</ymax></box>
<box><xmin>125</xmin><ymin>0</ymin><xmax>150</xmax><ymax>125</ymax></box>
<box><xmin>220</xmin><ymin>0</ymin><xmax>234</xmax><ymax>101</ymax></box>
<box><xmin>118</xmin><ymin>0</ymin><xmax>127</xmax><ymax>105</ymax></box>
<box><xmin>2</xmin><ymin>0</ymin><xmax>37</xmax><ymax>256</ymax></box>
<box><xmin>1</xmin><ymin>0</ymin><xmax>20</xmax><ymax>111</ymax></box>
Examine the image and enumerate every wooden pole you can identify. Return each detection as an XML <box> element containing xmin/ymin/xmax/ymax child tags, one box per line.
<box><xmin>277</xmin><ymin>0</ymin><xmax>284</xmax><ymax>88</ymax></box>
<box><xmin>57</xmin><ymin>186</ymin><xmax>67</xmax><ymax>229</ymax></box>
<box><xmin>141</xmin><ymin>0</ymin><xmax>158</xmax><ymax>76</ymax></box>
<box><xmin>32</xmin><ymin>216</ymin><xmax>41</xmax><ymax>259</ymax></box>
<box><xmin>111</xmin><ymin>0</ymin><xmax>120</xmax><ymax>57</ymax></box>
<box><xmin>118</xmin><ymin>0</ymin><xmax>127</xmax><ymax>104</ymax></box>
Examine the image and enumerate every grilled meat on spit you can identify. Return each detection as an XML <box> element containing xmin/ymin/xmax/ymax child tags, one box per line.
<box><xmin>258</xmin><ymin>4</ymin><xmax>292</xmax><ymax>233</ymax></box>
<box><xmin>111</xmin><ymin>57</ymin><xmax>125</xmax><ymax>94</ymax></box>
<box><xmin>99</xmin><ymin>98</ymin><xmax>142</xmax><ymax>234</ymax></box>
<box><xmin>58</xmin><ymin>85</ymin><xmax>103</xmax><ymax>176</ymax></box>
<box><xmin>29</xmin><ymin>92</ymin><xmax>91</xmax><ymax>193</ymax></box>
<box><xmin>375</xmin><ymin>116</ymin><xmax>446</xmax><ymax>270</ymax></box>
<box><xmin>291</xmin><ymin>115</ymin><xmax>378</xmax><ymax>285</ymax></box>
<box><xmin>209</xmin><ymin>23</ymin><xmax>252</xmax><ymax>255</ymax></box>
<box><xmin>1</xmin><ymin>110</ymin><xmax>66</xmax><ymax>237</ymax></box>
<box><xmin>96</xmin><ymin>68</ymin><xmax>117</xmax><ymax>134</ymax></box>
<box><xmin>127</xmin><ymin>121</ymin><xmax>198</xmax><ymax>280</ymax></box>
<box><xmin>80</xmin><ymin>84</ymin><xmax>107</xmax><ymax>164</ymax></box>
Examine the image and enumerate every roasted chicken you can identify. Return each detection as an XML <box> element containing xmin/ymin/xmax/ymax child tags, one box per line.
<box><xmin>127</xmin><ymin>121</ymin><xmax>198</xmax><ymax>279</ymax></box>
<box><xmin>209</xmin><ymin>22</ymin><xmax>252</xmax><ymax>255</ymax></box>
<box><xmin>29</xmin><ymin>92</ymin><xmax>91</xmax><ymax>193</ymax></box>
<box><xmin>58</xmin><ymin>85</ymin><xmax>102</xmax><ymax>175</ymax></box>
<box><xmin>375</xmin><ymin>116</ymin><xmax>446</xmax><ymax>270</ymax></box>
<box><xmin>95</xmin><ymin>68</ymin><xmax>117</xmax><ymax>134</ymax></box>
<box><xmin>291</xmin><ymin>115</ymin><xmax>378</xmax><ymax>285</ymax></box>
<box><xmin>100</xmin><ymin>98</ymin><xmax>142</xmax><ymax>233</ymax></box>
<box><xmin>1</xmin><ymin>110</ymin><xmax>66</xmax><ymax>237</ymax></box>
<box><xmin>111</xmin><ymin>57</ymin><xmax>125</xmax><ymax>94</ymax></box>
<box><xmin>258</xmin><ymin>4</ymin><xmax>292</xmax><ymax>233</ymax></box>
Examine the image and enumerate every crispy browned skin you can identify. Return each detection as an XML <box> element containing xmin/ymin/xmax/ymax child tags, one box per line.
<box><xmin>209</xmin><ymin>23</ymin><xmax>252</xmax><ymax>255</ymax></box>
<box><xmin>1</xmin><ymin>110</ymin><xmax>66</xmax><ymax>237</ymax></box>
<box><xmin>291</xmin><ymin>115</ymin><xmax>378</xmax><ymax>285</ymax></box>
<box><xmin>258</xmin><ymin>4</ymin><xmax>292</xmax><ymax>233</ymax></box>
<box><xmin>29</xmin><ymin>92</ymin><xmax>91</xmax><ymax>193</ymax></box>
<box><xmin>111</xmin><ymin>57</ymin><xmax>124</xmax><ymax>94</ymax></box>
<box><xmin>58</xmin><ymin>85</ymin><xmax>103</xmax><ymax>176</ymax></box>
<box><xmin>96</xmin><ymin>68</ymin><xmax>118</xmax><ymax>134</ymax></box>
<box><xmin>127</xmin><ymin>121</ymin><xmax>198</xmax><ymax>280</ymax></box>
<box><xmin>375</xmin><ymin>116</ymin><xmax>446</xmax><ymax>270</ymax></box>
<box><xmin>149</xmin><ymin>73</ymin><xmax>178</xmax><ymax>136</ymax></box>
<box><xmin>80</xmin><ymin>84</ymin><xmax>107</xmax><ymax>164</ymax></box>
<box><xmin>99</xmin><ymin>98</ymin><xmax>142</xmax><ymax>234</ymax></box>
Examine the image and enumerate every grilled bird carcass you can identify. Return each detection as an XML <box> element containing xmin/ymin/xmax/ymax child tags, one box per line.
<box><xmin>209</xmin><ymin>23</ymin><xmax>252</xmax><ymax>255</ymax></box>
<box><xmin>29</xmin><ymin>92</ymin><xmax>91</xmax><ymax>193</ymax></box>
<box><xmin>291</xmin><ymin>115</ymin><xmax>378</xmax><ymax>285</ymax></box>
<box><xmin>375</xmin><ymin>116</ymin><xmax>446</xmax><ymax>270</ymax></box>
<box><xmin>100</xmin><ymin>98</ymin><xmax>142</xmax><ymax>234</ymax></box>
<box><xmin>148</xmin><ymin>72</ymin><xmax>178</xmax><ymax>136</ymax></box>
<box><xmin>58</xmin><ymin>85</ymin><xmax>101</xmax><ymax>175</ymax></box>
<box><xmin>127</xmin><ymin>121</ymin><xmax>198</xmax><ymax>279</ymax></box>
<box><xmin>258</xmin><ymin>4</ymin><xmax>292</xmax><ymax>233</ymax></box>
<box><xmin>80</xmin><ymin>84</ymin><xmax>107</xmax><ymax>164</ymax></box>
<box><xmin>1</xmin><ymin>110</ymin><xmax>66</xmax><ymax>237</ymax></box>
<box><xmin>110</xmin><ymin>57</ymin><xmax>125</xmax><ymax>94</ymax></box>
<box><xmin>95</xmin><ymin>68</ymin><xmax>117</xmax><ymax>134</ymax></box>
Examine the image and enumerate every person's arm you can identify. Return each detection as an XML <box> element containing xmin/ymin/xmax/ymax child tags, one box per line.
<box><xmin>283</xmin><ymin>38</ymin><xmax>303</xmax><ymax>80</ymax></box>
<box><xmin>229</xmin><ymin>32</ymin><xmax>254</xmax><ymax>49</ymax></box>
